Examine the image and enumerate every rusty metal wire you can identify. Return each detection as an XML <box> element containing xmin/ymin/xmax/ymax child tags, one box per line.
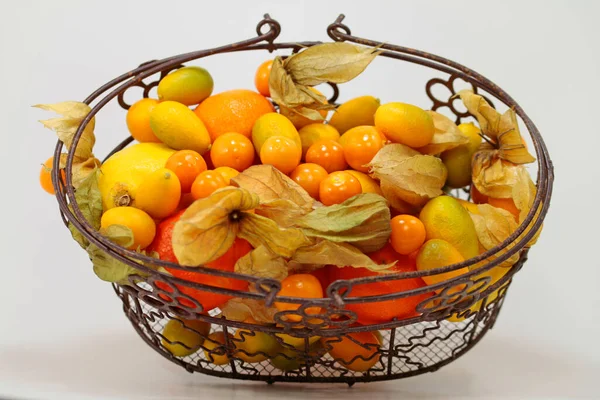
<box><xmin>51</xmin><ymin>14</ymin><xmax>553</xmax><ymax>384</ymax></box>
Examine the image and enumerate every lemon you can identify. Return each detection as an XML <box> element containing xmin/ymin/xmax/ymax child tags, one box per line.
<box><xmin>329</xmin><ymin>95</ymin><xmax>380</xmax><ymax>134</ymax></box>
<box><xmin>135</xmin><ymin>168</ymin><xmax>181</xmax><ymax>219</ymax></box>
<box><xmin>416</xmin><ymin>239</ymin><xmax>468</xmax><ymax>289</ymax></box>
<box><xmin>458</xmin><ymin>122</ymin><xmax>482</xmax><ymax>153</ymax></box>
<box><xmin>99</xmin><ymin>143</ymin><xmax>176</xmax><ymax>210</ymax></box>
<box><xmin>447</xmin><ymin>284</ymin><xmax>506</xmax><ymax>323</ymax></box>
<box><xmin>100</xmin><ymin>206</ymin><xmax>156</xmax><ymax>250</ymax></box>
<box><xmin>233</xmin><ymin>329</ymin><xmax>281</xmax><ymax>363</ymax></box>
<box><xmin>157</xmin><ymin>66</ymin><xmax>214</xmax><ymax>106</ymax></box>
<box><xmin>441</xmin><ymin>122</ymin><xmax>482</xmax><ymax>188</ymax></box>
<box><xmin>419</xmin><ymin>196</ymin><xmax>479</xmax><ymax>260</ymax></box>
<box><xmin>441</xmin><ymin>147</ymin><xmax>472</xmax><ymax>188</ymax></box>
<box><xmin>298</xmin><ymin>123</ymin><xmax>340</xmax><ymax>158</ymax></box>
<box><xmin>203</xmin><ymin>332</ymin><xmax>232</xmax><ymax>365</ymax></box>
<box><xmin>275</xmin><ymin>331</ymin><xmax>321</xmax><ymax>349</ymax></box>
<box><xmin>346</xmin><ymin>170</ymin><xmax>383</xmax><ymax>195</ymax></box>
<box><xmin>456</xmin><ymin>198</ymin><xmax>479</xmax><ymax>214</ymax></box>
<box><xmin>161</xmin><ymin>319</ymin><xmax>211</xmax><ymax>357</ymax></box>
<box><xmin>374</xmin><ymin>102</ymin><xmax>434</xmax><ymax>148</ymax></box>
<box><xmin>150</xmin><ymin>101</ymin><xmax>212</xmax><ymax>154</ymax></box>
<box><xmin>251</xmin><ymin>112</ymin><xmax>301</xmax><ymax>154</ymax></box>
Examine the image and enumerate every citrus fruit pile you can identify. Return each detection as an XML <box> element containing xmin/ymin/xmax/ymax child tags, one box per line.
<box><xmin>38</xmin><ymin>42</ymin><xmax>540</xmax><ymax>372</ymax></box>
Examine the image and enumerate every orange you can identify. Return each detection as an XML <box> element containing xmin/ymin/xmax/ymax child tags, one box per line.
<box><xmin>321</xmin><ymin>331</ymin><xmax>381</xmax><ymax>372</ymax></box>
<box><xmin>159</xmin><ymin>239</ymin><xmax>252</xmax><ymax>312</ymax></box>
<box><xmin>254</xmin><ymin>60</ymin><xmax>273</xmax><ymax>97</ymax></box>
<box><xmin>275</xmin><ymin>274</ymin><xmax>323</xmax><ymax>322</ymax></box>
<box><xmin>259</xmin><ymin>136</ymin><xmax>301</xmax><ymax>175</ymax></box>
<box><xmin>298</xmin><ymin>123</ymin><xmax>340</xmax><ymax>158</ymax></box>
<box><xmin>374</xmin><ymin>102</ymin><xmax>434</xmax><ymax>148</ymax></box>
<box><xmin>330</xmin><ymin>244</ymin><xmax>431</xmax><ymax>325</ymax></box>
<box><xmin>470</xmin><ymin>184</ymin><xmax>489</xmax><ymax>204</ymax></box>
<box><xmin>339</xmin><ymin>125</ymin><xmax>384</xmax><ymax>172</ymax></box>
<box><xmin>488</xmin><ymin>197</ymin><xmax>519</xmax><ymax>220</ymax></box>
<box><xmin>290</xmin><ymin>163</ymin><xmax>329</xmax><ymax>200</ymax></box>
<box><xmin>210</xmin><ymin>133</ymin><xmax>255</xmax><ymax>172</ymax></box>
<box><xmin>319</xmin><ymin>171</ymin><xmax>362</xmax><ymax>206</ymax></box>
<box><xmin>346</xmin><ymin>170</ymin><xmax>382</xmax><ymax>196</ymax></box>
<box><xmin>305</xmin><ymin>139</ymin><xmax>347</xmax><ymax>173</ymax></box>
<box><xmin>194</xmin><ymin>89</ymin><xmax>274</xmax><ymax>140</ymax></box>
<box><xmin>191</xmin><ymin>170</ymin><xmax>228</xmax><ymax>200</ymax></box>
<box><xmin>214</xmin><ymin>166</ymin><xmax>239</xmax><ymax>185</ymax></box>
<box><xmin>165</xmin><ymin>150</ymin><xmax>207</xmax><ymax>193</ymax></box>
<box><xmin>39</xmin><ymin>156</ymin><xmax>65</xmax><ymax>195</ymax></box>
<box><xmin>390</xmin><ymin>215</ymin><xmax>427</xmax><ymax>255</ymax></box>
<box><xmin>126</xmin><ymin>98</ymin><xmax>161</xmax><ymax>143</ymax></box>
<box><xmin>251</xmin><ymin>112</ymin><xmax>301</xmax><ymax>154</ymax></box>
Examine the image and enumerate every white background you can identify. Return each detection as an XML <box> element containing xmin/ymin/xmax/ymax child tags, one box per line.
<box><xmin>1</xmin><ymin>0</ymin><xmax>598</xmax><ymax>399</ymax></box>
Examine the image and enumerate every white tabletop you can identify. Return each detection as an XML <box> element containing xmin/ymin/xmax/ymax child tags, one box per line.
<box><xmin>2</xmin><ymin>0</ymin><xmax>599</xmax><ymax>399</ymax></box>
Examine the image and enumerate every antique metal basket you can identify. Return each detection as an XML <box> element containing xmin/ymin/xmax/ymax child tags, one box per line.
<box><xmin>52</xmin><ymin>14</ymin><xmax>554</xmax><ymax>385</ymax></box>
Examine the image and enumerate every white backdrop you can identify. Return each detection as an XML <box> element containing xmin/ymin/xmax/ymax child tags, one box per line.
<box><xmin>1</xmin><ymin>1</ymin><xmax>598</xmax><ymax>399</ymax></box>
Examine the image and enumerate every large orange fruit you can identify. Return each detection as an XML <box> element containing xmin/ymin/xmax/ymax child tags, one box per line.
<box><xmin>194</xmin><ymin>89</ymin><xmax>274</xmax><ymax>141</ymax></box>
<box><xmin>330</xmin><ymin>244</ymin><xmax>432</xmax><ymax>325</ymax></box>
<box><xmin>148</xmin><ymin>211</ymin><xmax>252</xmax><ymax>311</ymax></box>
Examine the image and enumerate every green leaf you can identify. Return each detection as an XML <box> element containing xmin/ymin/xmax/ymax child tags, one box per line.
<box><xmin>285</xmin><ymin>42</ymin><xmax>380</xmax><ymax>86</ymax></box>
<box><xmin>234</xmin><ymin>246</ymin><xmax>288</xmax><ymax>281</ymax></box>
<box><xmin>89</xmin><ymin>225</ymin><xmax>150</xmax><ymax>284</ymax></box>
<box><xmin>34</xmin><ymin>101</ymin><xmax>96</xmax><ymax>161</ymax></box>
<box><xmin>291</xmin><ymin>240</ymin><xmax>394</xmax><ymax>272</ymax></box>
<box><xmin>238</xmin><ymin>213</ymin><xmax>311</xmax><ymax>259</ymax></box>
<box><xmin>89</xmin><ymin>244</ymin><xmax>146</xmax><ymax>285</ymax></box>
<box><xmin>268</xmin><ymin>43</ymin><xmax>379</xmax><ymax>121</ymax></box>
<box><xmin>67</xmin><ymin>168</ymin><xmax>102</xmax><ymax>249</ymax></box>
<box><xmin>294</xmin><ymin>193</ymin><xmax>391</xmax><ymax>253</ymax></box>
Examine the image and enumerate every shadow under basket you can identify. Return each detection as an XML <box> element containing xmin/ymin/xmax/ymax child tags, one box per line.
<box><xmin>53</xmin><ymin>14</ymin><xmax>554</xmax><ymax>385</ymax></box>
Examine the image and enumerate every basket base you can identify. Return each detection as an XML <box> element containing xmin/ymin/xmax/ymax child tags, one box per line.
<box><xmin>115</xmin><ymin>282</ymin><xmax>508</xmax><ymax>385</ymax></box>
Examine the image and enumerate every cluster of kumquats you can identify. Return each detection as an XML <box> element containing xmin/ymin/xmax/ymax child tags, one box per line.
<box><xmin>39</xmin><ymin>53</ymin><xmax>536</xmax><ymax>372</ymax></box>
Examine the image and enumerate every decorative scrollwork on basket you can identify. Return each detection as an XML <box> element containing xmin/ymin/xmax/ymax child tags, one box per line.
<box><xmin>416</xmin><ymin>274</ymin><xmax>492</xmax><ymax>320</ymax></box>
<box><xmin>425</xmin><ymin>74</ymin><xmax>496</xmax><ymax>124</ymax></box>
<box><xmin>117</xmin><ymin>62</ymin><xmax>184</xmax><ymax>110</ymax></box>
<box><xmin>273</xmin><ymin>300</ymin><xmax>358</xmax><ymax>333</ymax></box>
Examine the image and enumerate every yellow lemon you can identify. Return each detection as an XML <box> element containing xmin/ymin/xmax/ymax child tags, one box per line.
<box><xmin>99</xmin><ymin>143</ymin><xmax>176</xmax><ymax>210</ymax></box>
<box><xmin>100</xmin><ymin>206</ymin><xmax>156</xmax><ymax>250</ymax></box>
<box><xmin>150</xmin><ymin>101</ymin><xmax>212</xmax><ymax>155</ymax></box>
<box><xmin>204</xmin><ymin>332</ymin><xmax>232</xmax><ymax>365</ymax></box>
<box><xmin>416</xmin><ymin>239</ymin><xmax>468</xmax><ymax>291</ymax></box>
<box><xmin>456</xmin><ymin>198</ymin><xmax>479</xmax><ymax>214</ymax></box>
<box><xmin>135</xmin><ymin>168</ymin><xmax>181</xmax><ymax>219</ymax></box>
<box><xmin>441</xmin><ymin>122</ymin><xmax>482</xmax><ymax>188</ymax></box>
<box><xmin>374</xmin><ymin>102</ymin><xmax>434</xmax><ymax>148</ymax></box>
<box><xmin>329</xmin><ymin>95</ymin><xmax>380</xmax><ymax>134</ymax></box>
<box><xmin>233</xmin><ymin>329</ymin><xmax>281</xmax><ymax>363</ymax></box>
<box><xmin>298</xmin><ymin>123</ymin><xmax>340</xmax><ymax>158</ymax></box>
<box><xmin>420</xmin><ymin>196</ymin><xmax>479</xmax><ymax>260</ymax></box>
<box><xmin>251</xmin><ymin>112</ymin><xmax>301</xmax><ymax>154</ymax></box>
<box><xmin>346</xmin><ymin>170</ymin><xmax>383</xmax><ymax>195</ymax></box>
<box><xmin>161</xmin><ymin>319</ymin><xmax>211</xmax><ymax>357</ymax></box>
<box><xmin>157</xmin><ymin>66</ymin><xmax>214</xmax><ymax>106</ymax></box>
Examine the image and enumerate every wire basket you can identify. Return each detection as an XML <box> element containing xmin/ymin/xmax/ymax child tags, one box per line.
<box><xmin>52</xmin><ymin>14</ymin><xmax>554</xmax><ymax>385</ymax></box>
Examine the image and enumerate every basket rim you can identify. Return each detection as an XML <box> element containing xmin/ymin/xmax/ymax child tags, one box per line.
<box><xmin>51</xmin><ymin>14</ymin><xmax>554</xmax><ymax>307</ymax></box>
